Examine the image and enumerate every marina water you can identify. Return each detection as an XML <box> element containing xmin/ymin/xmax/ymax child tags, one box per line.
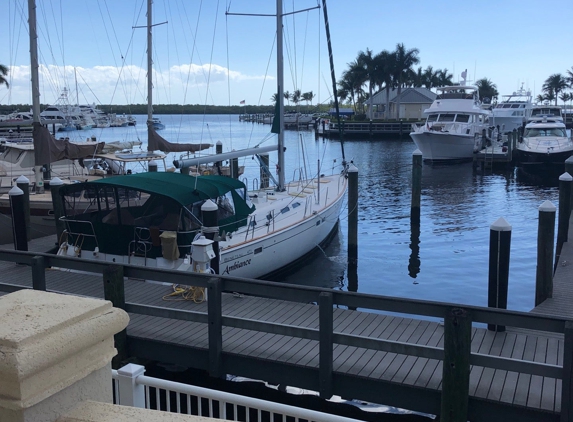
<box><xmin>75</xmin><ymin>113</ymin><xmax>561</xmax><ymax>313</ymax></box>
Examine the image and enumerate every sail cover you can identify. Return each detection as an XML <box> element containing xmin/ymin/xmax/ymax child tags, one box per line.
<box><xmin>147</xmin><ymin>127</ymin><xmax>212</xmax><ymax>153</ymax></box>
<box><xmin>33</xmin><ymin>122</ymin><xmax>104</xmax><ymax>164</ymax></box>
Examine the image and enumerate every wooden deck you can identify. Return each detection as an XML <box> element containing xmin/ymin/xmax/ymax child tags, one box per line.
<box><xmin>0</xmin><ymin>243</ymin><xmax>569</xmax><ymax>421</ymax></box>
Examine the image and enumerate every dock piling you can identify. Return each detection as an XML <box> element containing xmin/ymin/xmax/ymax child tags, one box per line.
<box><xmin>347</xmin><ymin>163</ymin><xmax>358</xmax><ymax>266</ymax></box>
<box><xmin>556</xmin><ymin>172</ymin><xmax>572</xmax><ymax>270</ymax></box>
<box><xmin>487</xmin><ymin>217</ymin><xmax>511</xmax><ymax>331</ymax></box>
<box><xmin>103</xmin><ymin>264</ymin><xmax>127</xmax><ymax>368</ymax></box>
<box><xmin>16</xmin><ymin>175</ymin><xmax>31</xmax><ymax>241</ymax></box>
<box><xmin>208</xmin><ymin>278</ymin><xmax>223</xmax><ymax>378</ymax></box>
<box><xmin>319</xmin><ymin>292</ymin><xmax>333</xmax><ymax>399</ymax></box>
<box><xmin>9</xmin><ymin>186</ymin><xmax>27</xmax><ymax>252</ymax></box>
<box><xmin>31</xmin><ymin>255</ymin><xmax>46</xmax><ymax>291</ymax></box>
<box><xmin>49</xmin><ymin>177</ymin><xmax>65</xmax><ymax>243</ymax></box>
<box><xmin>411</xmin><ymin>149</ymin><xmax>422</xmax><ymax>224</ymax></box>
<box><xmin>536</xmin><ymin>201</ymin><xmax>556</xmax><ymax>306</ymax></box>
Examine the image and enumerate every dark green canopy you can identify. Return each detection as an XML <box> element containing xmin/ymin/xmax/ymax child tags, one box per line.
<box><xmin>86</xmin><ymin>172</ymin><xmax>247</xmax><ymax>207</ymax></box>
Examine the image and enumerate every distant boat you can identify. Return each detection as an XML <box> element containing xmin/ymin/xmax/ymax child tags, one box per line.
<box><xmin>151</xmin><ymin>117</ymin><xmax>165</xmax><ymax>130</ymax></box>
<box><xmin>410</xmin><ymin>84</ymin><xmax>492</xmax><ymax>162</ymax></box>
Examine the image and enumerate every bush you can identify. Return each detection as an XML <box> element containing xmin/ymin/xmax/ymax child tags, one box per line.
<box><xmin>354</xmin><ymin>114</ymin><xmax>367</xmax><ymax>121</ymax></box>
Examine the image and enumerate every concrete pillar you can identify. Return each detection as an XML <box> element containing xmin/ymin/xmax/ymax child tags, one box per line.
<box><xmin>0</xmin><ymin>290</ymin><xmax>129</xmax><ymax>422</ymax></box>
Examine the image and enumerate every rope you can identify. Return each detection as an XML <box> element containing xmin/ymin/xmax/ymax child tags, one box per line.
<box><xmin>162</xmin><ymin>284</ymin><xmax>206</xmax><ymax>303</ymax></box>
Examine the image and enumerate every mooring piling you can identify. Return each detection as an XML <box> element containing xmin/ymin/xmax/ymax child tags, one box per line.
<box><xmin>487</xmin><ymin>217</ymin><xmax>511</xmax><ymax>332</ymax></box>
<box><xmin>536</xmin><ymin>200</ymin><xmax>556</xmax><ymax>306</ymax></box>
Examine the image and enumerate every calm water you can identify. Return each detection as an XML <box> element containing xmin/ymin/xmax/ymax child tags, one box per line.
<box><xmin>72</xmin><ymin>114</ymin><xmax>561</xmax><ymax>313</ymax></box>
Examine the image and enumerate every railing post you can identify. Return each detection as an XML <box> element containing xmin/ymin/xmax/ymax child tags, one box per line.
<box><xmin>536</xmin><ymin>201</ymin><xmax>556</xmax><ymax>306</ymax></box>
<box><xmin>208</xmin><ymin>278</ymin><xmax>223</xmax><ymax>378</ymax></box>
<box><xmin>31</xmin><ymin>255</ymin><xmax>46</xmax><ymax>291</ymax></box>
<box><xmin>319</xmin><ymin>291</ymin><xmax>333</xmax><ymax>399</ymax></box>
<box><xmin>562</xmin><ymin>321</ymin><xmax>573</xmax><ymax>421</ymax></box>
<box><xmin>117</xmin><ymin>363</ymin><xmax>146</xmax><ymax>408</ymax></box>
<box><xmin>441</xmin><ymin>307</ymin><xmax>471</xmax><ymax>422</ymax></box>
<box><xmin>103</xmin><ymin>264</ymin><xmax>127</xmax><ymax>368</ymax></box>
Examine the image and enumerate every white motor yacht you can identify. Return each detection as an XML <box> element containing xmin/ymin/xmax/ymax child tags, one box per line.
<box><xmin>410</xmin><ymin>85</ymin><xmax>492</xmax><ymax>162</ymax></box>
<box><xmin>491</xmin><ymin>86</ymin><xmax>532</xmax><ymax>133</ymax></box>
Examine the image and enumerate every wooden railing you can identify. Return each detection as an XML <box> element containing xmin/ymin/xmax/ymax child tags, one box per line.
<box><xmin>0</xmin><ymin>249</ymin><xmax>572</xmax><ymax>422</ymax></box>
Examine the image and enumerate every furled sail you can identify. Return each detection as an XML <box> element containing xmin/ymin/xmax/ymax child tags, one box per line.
<box><xmin>33</xmin><ymin>122</ymin><xmax>105</xmax><ymax>164</ymax></box>
<box><xmin>147</xmin><ymin>127</ymin><xmax>212</xmax><ymax>153</ymax></box>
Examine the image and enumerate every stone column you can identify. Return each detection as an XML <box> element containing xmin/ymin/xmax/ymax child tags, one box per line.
<box><xmin>0</xmin><ymin>289</ymin><xmax>129</xmax><ymax>422</ymax></box>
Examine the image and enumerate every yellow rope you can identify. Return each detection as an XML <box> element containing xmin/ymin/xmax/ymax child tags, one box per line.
<box><xmin>162</xmin><ymin>284</ymin><xmax>206</xmax><ymax>303</ymax></box>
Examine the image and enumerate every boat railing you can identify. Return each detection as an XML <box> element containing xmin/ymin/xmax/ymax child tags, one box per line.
<box><xmin>60</xmin><ymin>219</ymin><xmax>99</xmax><ymax>252</ymax></box>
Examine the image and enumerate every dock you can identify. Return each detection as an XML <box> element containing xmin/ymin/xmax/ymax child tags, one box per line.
<box><xmin>1</xmin><ymin>230</ymin><xmax>573</xmax><ymax>421</ymax></box>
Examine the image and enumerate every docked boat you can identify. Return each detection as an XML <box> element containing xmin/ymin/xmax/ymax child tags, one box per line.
<box><xmin>491</xmin><ymin>86</ymin><xmax>532</xmax><ymax>133</ymax></box>
<box><xmin>528</xmin><ymin>105</ymin><xmax>564</xmax><ymax>123</ymax></box>
<box><xmin>409</xmin><ymin>85</ymin><xmax>492</xmax><ymax>162</ymax></box>
<box><xmin>54</xmin><ymin>0</ymin><xmax>349</xmax><ymax>280</ymax></box>
<box><xmin>516</xmin><ymin>117</ymin><xmax>572</xmax><ymax>168</ymax></box>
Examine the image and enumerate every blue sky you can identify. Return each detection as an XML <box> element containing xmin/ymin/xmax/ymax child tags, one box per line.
<box><xmin>2</xmin><ymin>0</ymin><xmax>572</xmax><ymax>108</ymax></box>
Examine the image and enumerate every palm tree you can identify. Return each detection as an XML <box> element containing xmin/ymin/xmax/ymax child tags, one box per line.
<box><xmin>302</xmin><ymin>91</ymin><xmax>315</xmax><ymax>111</ymax></box>
<box><xmin>291</xmin><ymin>89</ymin><xmax>302</xmax><ymax>111</ymax></box>
<box><xmin>411</xmin><ymin>67</ymin><xmax>424</xmax><ymax>88</ymax></box>
<box><xmin>284</xmin><ymin>91</ymin><xmax>291</xmax><ymax>108</ymax></box>
<box><xmin>0</xmin><ymin>64</ymin><xmax>9</xmax><ymax>89</ymax></box>
<box><xmin>271</xmin><ymin>93</ymin><xmax>279</xmax><ymax>104</ymax></box>
<box><xmin>566</xmin><ymin>66</ymin><xmax>573</xmax><ymax>88</ymax></box>
<box><xmin>436</xmin><ymin>69</ymin><xmax>454</xmax><ymax>87</ymax></box>
<box><xmin>392</xmin><ymin>43</ymin><xmax>419</xmax><ymax>119</ymax></box>
<box><xmin>559</xmin><ymin>92</ymin><xmax>570</xmax><ymax>110</ymax></box>
<box><xmin>536</xmin><ymin>94</ymin><xmax>546</xmax><ymax>104</ymax></box>
<box><xmin>375</xmin><ymin>50</ymin><xmax>394</xmax><ymax>120</ymax></box>
<box><xmin>422</xmin><ymin>66</ymin><xmax>440</xmax><ymax>89</ymax></box>
<box><xmin>337</xmin><ymin>66</ymin><xmax>364</xmax><ymax>112</ymax></box>
<box><xmin>475</xmin><ymin>78</ymin><xmax>499</xmax><ymax>104</ymax></box>
<box><xmin>542</xmin><ymin>74</ymin><xmax>567</xmax><ymax>106</ymax></box>
<box><xmin>356</xmin><ymin>48</ymin><xmax>383</xmax><ymax>120</ymax></box>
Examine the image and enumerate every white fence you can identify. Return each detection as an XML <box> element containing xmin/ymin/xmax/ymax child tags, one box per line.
<box><xmin>111</xmin><ymin>364</ymin><xmax>364</xmax><ymax>422</ymax></box>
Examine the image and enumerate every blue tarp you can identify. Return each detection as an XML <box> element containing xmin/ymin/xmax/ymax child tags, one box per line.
<box><xmin>329</xmin><ymin>108</ymin><xmax>355</xmax><ymax>116</ymax></box>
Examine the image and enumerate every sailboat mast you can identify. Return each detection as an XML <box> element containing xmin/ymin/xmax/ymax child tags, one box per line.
<box><xmin>28</xmin><ymin>0</ymin><xmax>40</xmax><ymax>124</ymax></box>
<box><xmin>147</xmin><ymin>0</ymin><xmax>153</xmax><ymax>133</ymax></box>
<box><xmin>276</xmin><ymin>0</ymin><xmax>285</xmax><ymax>191</ymax></box>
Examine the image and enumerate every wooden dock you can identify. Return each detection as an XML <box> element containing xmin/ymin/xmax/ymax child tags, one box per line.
<box><xmin>1</xmin><ymin>234</ymin><xmax>572</xmax><ymax>421</ymax></box>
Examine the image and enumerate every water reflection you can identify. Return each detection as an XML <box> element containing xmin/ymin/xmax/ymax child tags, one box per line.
<box><xmin>408</xmin><ymin>219</ymin><xmax>421</xmax><ymax>280</ymax></box>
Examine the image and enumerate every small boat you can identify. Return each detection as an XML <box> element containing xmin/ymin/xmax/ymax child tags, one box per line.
<box><xmin>491</xmin><ymin>86</ymin><xmax>533</xmax><ymax>133</ymax></box>
<box><xmin>517</xmin><ymin>116</ymin><xmax>572</xmax><ymax>169</ymax></box>
<box><xmin>151</xmin><ymin>117</ymin><xmax>165</xmax><ymax>130</ymax></box>
<box><xmin>409</xmin><ymin>84</ymin><xmax>492</xmax><ymax>162</ymax></box>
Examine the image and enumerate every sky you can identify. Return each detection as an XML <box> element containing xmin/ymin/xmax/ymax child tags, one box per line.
<box><xmin>1</xmin><ymin>0</ymin><xmax>572</xmax><ymax>108</ymax></box>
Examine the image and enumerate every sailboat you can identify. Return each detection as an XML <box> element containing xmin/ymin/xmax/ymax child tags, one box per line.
<box><xmin>54</xmin><ymin>0</ymin><xmax>349</xmax><ymax>280</ymax></box>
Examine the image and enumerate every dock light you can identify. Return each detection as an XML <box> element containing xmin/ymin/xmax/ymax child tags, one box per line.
<box><xmin>191</xmin><ymin>236</ymin><xmax>215</xmax><ymax>273</ymax></box>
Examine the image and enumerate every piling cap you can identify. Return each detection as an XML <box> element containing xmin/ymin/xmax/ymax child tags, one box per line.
<box><xmin>149</xmin><ymin>160</ymin><xmax>157</xmax><ymax>166</ymax></box>
<box><xmin>490</xmin><ymin>217</ymin><xmax>512</xmax><ymax>231</ymax></box>
<box><xmin>559</xmin><ymin>172</ymin><xmax>572</xmax><ymax>182</ymax></box>
<box><xmin>412</xmin><ymin>149</ymin><xmax>422</xmax><ymax>156</ymax></box>
<box><xmin>16</xmin><ymin>175</ymin><xmax>29</xmax><ymax>184</ymax></box>
<box><xmin>8</xmin><ymin>186</ymin><xmax>24</xmax><ymax>196</ymax></box>
<box><xmin>539</xmin><ymin>200</ymin><xmax>556</xmax><ymax>212</ymax></box>
<box><xmin>50</xmin><ymin>177</ymin><xmax>64</xmax><ymax>186</ymax></box>
<box><xmin>217</xmin><ymin>140</ymin><xmax>222</xmax><ymax>145</ymax></box>
<box><xmin>201</xmin><ymin>199</ymin><xmax>218</xmax><ymax>212</ymax></box>
<box><xmin>348</xmin><ymin>163</ymin><xmax>358</xmax><ymax>173</ymax></box>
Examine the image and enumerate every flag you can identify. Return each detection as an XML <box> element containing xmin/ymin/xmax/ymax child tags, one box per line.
<box><xmin>240</xmin><ymin>100</ymin><xmax>245</xmax><ymax>105</ymax></box>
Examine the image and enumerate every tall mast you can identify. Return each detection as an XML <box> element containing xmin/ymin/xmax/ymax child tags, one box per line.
<box><xmin>28</xmin><ymin>0</ymin><xmax>40</xmax><ymax>124</ymax></box>
<box><xmin>276</xmin><ymin>0</ymin><xmax>285</xmax><ymax>191</ymax></box>
<box><xmin>147</xmin><ymin>0</ymin><xmax>153</xmax><ymax>133</ymax></box>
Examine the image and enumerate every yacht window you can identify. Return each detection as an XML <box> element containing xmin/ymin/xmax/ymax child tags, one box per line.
<box><xmin>427</xmin><ymin>114</ymin><xmax>438</xmax><ymax>122</ymax></box>
<box><xmin>0</xmin><ymin>148</ymin><xmax>23</xmax><ymax>164</ymax></box>
<box><xmin>525</xmin><ymin>128</ymin><xmax>567</xmax><ymax>137</ymax></box>
<box><xmin>438</xmin><ymin>114</ymin><xmax>455</xmax><ymax>122</ymax></box>
<box><xmin>503</xmin><ymin>104</ymin><xmax>512</xmax><ymax>108</ymax></box>
<box><xmin>455</xmin><ymin>114</ymin><xmax>470</xmax><ymax>123</ymax></box>
<box><xmin>20</xmin><ymin>152</ymin><xmax>35</xmax><ymax>168</ymax></box>
<box><xmin>217</xmin><ymin>191</ymin><xmax>235</xmax><ymax>220</ymax></box>
<box><xmin>510</xmin><ymin>104</ymin><xmax>520</xmax><ymax>108</ymax></box>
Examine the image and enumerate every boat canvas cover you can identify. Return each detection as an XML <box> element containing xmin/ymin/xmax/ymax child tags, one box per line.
<box><xmin>33</xmin><ymin>122</ymin><xmax>105</xmax><ymax>164</ymax></box>
<box><xmin>147</xmin><ymin>126</ymin><xmax>212</xmax><ymax>153</ymax></box>
<box><xmin>60</xmin><ymin>171</ymin><xmax>255</xmax><ymax>232</ymax></box>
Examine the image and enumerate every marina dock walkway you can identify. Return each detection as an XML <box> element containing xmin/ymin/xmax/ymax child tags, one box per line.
<box><xmin>1</xmin><ymin>232</ymin><xmax>572</xmax><ymax>421</ymax></box>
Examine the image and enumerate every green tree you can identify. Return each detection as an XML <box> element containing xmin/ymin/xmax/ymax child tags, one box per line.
<box><xmin>356</xmin><ymin>48</ymin><xmax>385</xmax><ymax>120</ymax></box>
<box><xmin>436</xmin><ymin>69</ymin><xmax>454</xmax><ymax>87</ymax></box>
<box><xmin>475</xmin><ymin>78</ymin><xmax>499</xmax><ymax>104</ymax></box>
<box><xmin>565</xmin><ymin>66</ymin><xmax>573</xmax><ymax>88</ymax></box>
<box><xmin>302</xmin><ymin>91</ymin><xmax>315</xmax><ymax>111</ymax></box>
<box><xmin>284</xmin><ymin>91</ymin><xmax>291</xmax><ymax>107</ymax></box>
<box><xmin>392</xmin><ymin>43</ymin><xmax>419</xmax><ymax>119</ymax></box>
<box><xmin>0</xmin><ymin>64</ymin><xmax>9</xmax><ymax>89</ymax></box>
<box><xmin>542</xmin><ymin>74</ymin><xmax>567</xmax><ymax>106</ymax></box>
